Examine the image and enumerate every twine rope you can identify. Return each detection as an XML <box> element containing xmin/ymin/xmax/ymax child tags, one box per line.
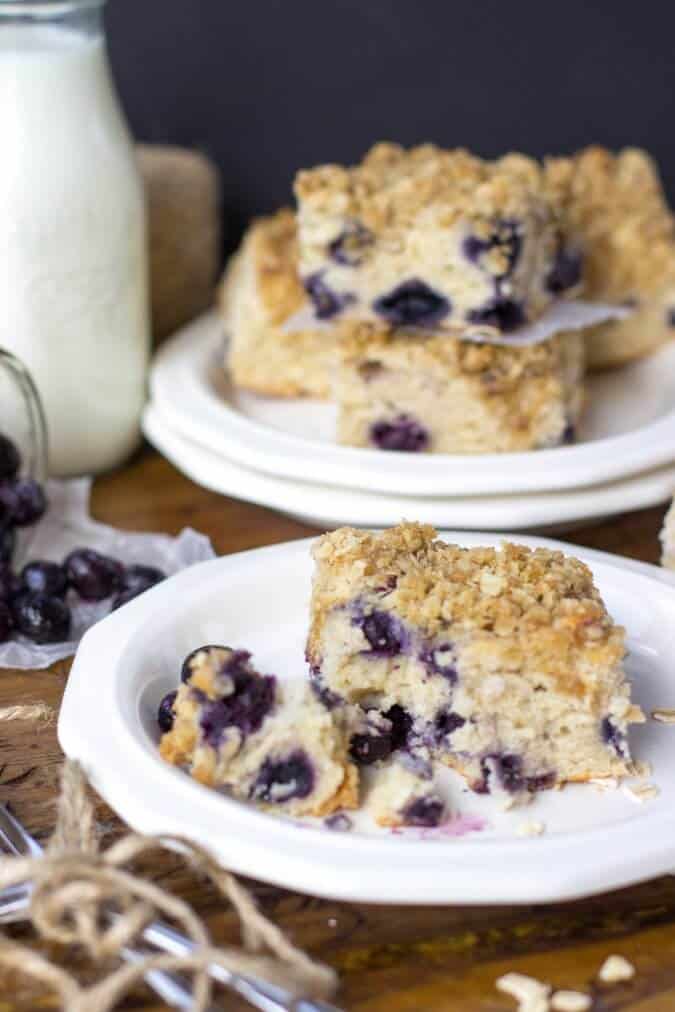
<box><xmin>0</xmin><ymin>760</ymin><xmax>337</xmax><ymax>1010</ymax></box>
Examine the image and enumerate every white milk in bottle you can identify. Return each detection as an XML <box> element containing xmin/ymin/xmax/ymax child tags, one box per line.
<box><xmin>0</xmin><ymin>1</ymin><xmax>150</xmax><ymax>476</ymax></box>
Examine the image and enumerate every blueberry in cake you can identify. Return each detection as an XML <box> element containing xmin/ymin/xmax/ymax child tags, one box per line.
<box><xmin>336</xmin><ymin>320</ymin><xmax>584</xmax><ymax>453</ymax></box>
<box><xmin>367</xmin><ymin>755</ymin><xmax>446</xmax><ymax>828</ymax></box>
<box><xmin>546</xmin><ymin>146</ymin><xmax>675</xmax><ymax>369</ymax></box>
<box><xmin>294</xmin><ymin>143</ymin><xmax>576</xmax><ymax>334</ymax></box>
<box><xmin>159</xmin><ymin>645</ymin><xmax>358</xmax><ymax>817</ymax></box>
<box><xmin>307</xmin><ymin>524</ymin><xmax>644</xmax><ymax>796</ymax></box>
<box><xmin>220</xmin><ymin>208</ymin><xmax>335</xmax><ymax>398</ymax></box>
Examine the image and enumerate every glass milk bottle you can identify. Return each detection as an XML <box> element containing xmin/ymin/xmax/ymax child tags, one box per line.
<box><xmin>0</xmin><ymin>0</ymin><xmax>150</xmax><ymax>477</ymax></box>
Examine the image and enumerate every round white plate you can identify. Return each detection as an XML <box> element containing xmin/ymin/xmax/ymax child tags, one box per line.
<box><xmin>143</xmin><ymin>401</ymin><xmax>675</xmax><ymax>532</ymax></box>
<box><xmin>59</xmin><ymin>534</ymin><xmax>675</xmax><ymax>905</ymax></box>
<box><xmin>149</xmin><ymin>312</ymin><xmax>675</xmax><ymax>498</ymax></box>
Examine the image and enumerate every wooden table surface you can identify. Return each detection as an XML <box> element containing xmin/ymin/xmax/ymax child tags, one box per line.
<box><xmin>1</xmin><ymin>449</ymin><xmax>673</xmax><ymax>1011</ymax></box>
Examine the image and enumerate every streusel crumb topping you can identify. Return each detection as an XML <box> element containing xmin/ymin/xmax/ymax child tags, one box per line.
<box><xmin>312</xmin><ymin>524</ymin><xmax>622</xmax><ymax>651</ymax></box>
<box><xmin>545</xmin><ymin>146</ymin><xmax>675</xmax><ymax>298</ymax></box>
<box><xmin>248</xmin><ymin>208</ymin><xmax>306</xmax><ymax>323</ymax></box>
<box><xmin>295</xmin><ymin>142</ymin><xmax>562</xmax><ymax>232</ymax></box>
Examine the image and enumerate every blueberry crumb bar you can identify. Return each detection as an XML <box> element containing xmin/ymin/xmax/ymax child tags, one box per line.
<box><xmin>336</xmin><ymin>321</ymin><xmax>584</xmax><ymax>453</ymax></box>
<box><xmin>307</xmin><ymin>524</ymin><xmax>644</xmax><ymax>796</ymax></box>
<box><xmin>219</xmin><ymin>208</ymin><xmax>334</xmax><ymax>398</ymax></box>
<box><xmin>159</xmin><ymin>646</ymin><xmax>358</xmax><ymax>817</ymax></box>
<box><xmin>294</xmin><ymin>143</ymin><xmax>577</xmax><ymax>334</ymax></box>
<box><xmin>368</xmin><ymin>755</ymin><xmax>446</xmax><ymax>827</ymax></box>
<box><xmin>546</xmin><ymin>146</ymin><xmax>675</xmax><ymax>369</ymax></box>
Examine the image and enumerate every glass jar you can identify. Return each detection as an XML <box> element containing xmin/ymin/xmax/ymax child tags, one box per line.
<box><xmin>0</xmin><ymin>0</ymin><xmax>150</xmax><ymax>477</ymax></box>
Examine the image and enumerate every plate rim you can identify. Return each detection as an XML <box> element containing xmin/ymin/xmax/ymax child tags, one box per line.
<box><xmin>142</xmin><ymin>400</ymin><xmax>675</xmax><ymax>532</ymax></box>
<box><xmin>149</xmin><ymin>312</ymin><xmax>675</xmax><ymax>498</ymax></box>
<box><xmin>58</xmin><ymin>534</ymin><xmax>675</xmax><ymax>904</ymax></box>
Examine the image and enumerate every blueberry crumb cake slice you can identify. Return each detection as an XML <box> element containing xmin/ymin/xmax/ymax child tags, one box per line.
<box><xmin>159</xmin><ymin>646</ymin><xmax>358</xmax><ymax>817</ymax></box>
<box><xmin>295</xmin><ymin>142</ymin><xmax>576</xmax><ymax>334</ymax></box>
<box><xmin>336</xmin><ymin>320</ymin><xmax>583</xmax><ymax>453</ymax></box>
<box><xmin>307</xmin><ymin>524</ymin><xmax>644</xmax><ymax>796</ymax></box>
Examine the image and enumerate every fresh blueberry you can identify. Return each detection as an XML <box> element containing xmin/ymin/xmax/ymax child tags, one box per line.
<box><xmin>0</xmin><ymin>601</ymin><xmax>13</xmax><ymax>642</ymax></box>
<box><xmin>0</xmin><ymin>478</ymin><xmax>47</xmax><ymax>527</ymax></box>
<box><xmin>468</xmin><ymin>296</ymin><xmax>525</xmax><ymax>332</ymax></box>
<box><xmin>64</xmin><ymin>548</ymin><xmax>124</xmax><ymax>601</ymax></box>
<box><xmin>21</xmin><ymin>560</ymin><xmax>68</xmax><ymax>598</ymax></box>
<box><xmin>122</xmin><ymin>564</ymin><xmax>166</xmax><ymax>594</ymax></box>
<box><xmin>546</xmin><ymin>247</ymin><xmax>583</xmax><ymax>294</ymax></box>
<box><xmin>329</xmin><ymin>222</ymin><xmax>373</xmax><ymax>266</ymax></box>
<box><xmin>561</xmin><ymin>423</ymin><xmax>576</xmax><ymax>445</ymax></box>
<box><xmin>0</xmin><ymin>528</ymin><xmax>16</xmax><ymax>566</ymax></box>
<box><xmin>384</xmin><ymin>704</ymin><xmax>413</xmax><ymax>750</ymax></box>
<box><xmin>180</xmin><ymin>644</ymin><xmax>230</xmax><ymax>684</ymax></box>
<box><xmin>199</xmin><ymin>652</ymin><xmax>276</xmax><ymax>745</ymax></box>
<box><xmin>0</xmin><ymin>568</ymin><xmax>21</xmax><ymax>602</ymax></box>
<box><xmin>304</xmin><ymin>272</ymin><xmax>354</xmax><ymax>319</ymax></box>
<box><xmin>157</xmin><ymin>690</ymin><xmax>177</xmax><ymax>733</ymax></box>
<box><xmin>402</xmin><ymin>796</ymin><xmax>444</xmax><ymax>828</ymax></box>
<box><xmin>361</xmin><ymin>610</ymin><xmax>404</xmax><ymax>655</ymax></box>
<box><xmin>370</xmin><ymin>414</ymin><xmax>429</xmax><ymax>452</ymax></box>
<box><xmin>13</xmin><ymin>592</ymin><xmax>71</xmax><ymax>644</ymax></box>
<box><xmin>250</xmin><ymin>750</ymin><xmax>315</xmax><ymax>803</ymax></box>
<box><xmin>0</xmin><ymin>435</ymin><xmax>20</xmax><ymax>480</ymax></box>
<box><xmin>667</xmin><ymin>308</ymin><xmax>675</xmax><ymax>328</ymax></box>
<box><xmin>373</xmin><ymin>280</ymin><xmax>450</xmax><ymax>327</ymax></box>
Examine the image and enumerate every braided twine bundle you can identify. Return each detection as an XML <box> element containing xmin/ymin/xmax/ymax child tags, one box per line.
<box><xmin>0</xmin><ymin>758</ymin><xmax>337</xmax><ymax>1011</ymax></box>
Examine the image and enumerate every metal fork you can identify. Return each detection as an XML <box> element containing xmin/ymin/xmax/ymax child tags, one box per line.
<box><xmin>0</xmin><ymin>804</ymin><xmax>342</xmax><ymax>1012</ymax></box>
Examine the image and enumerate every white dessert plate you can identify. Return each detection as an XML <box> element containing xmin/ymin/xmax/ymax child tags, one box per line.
<box><xmin>149</xmin><ymin>312</ymin><xmax>675</xmax><ymax>498</ymax></box>
<box><xmin>143</xmin><ymin>401</ymin><xmax>675</xmax><ymax>532</ymax></box>
<box><xmin>60</xmin><ymin>533</ymin><xmax>675</xmax><ymax>905</ymax></box>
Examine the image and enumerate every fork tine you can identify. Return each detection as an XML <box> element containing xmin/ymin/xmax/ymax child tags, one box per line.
<box><xmin>0</xmin><ymin>805</ymin><xmax>43</xmax><ymax>858</ymax></box>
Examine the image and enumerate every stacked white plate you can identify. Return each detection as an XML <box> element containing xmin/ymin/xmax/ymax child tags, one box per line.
<box><xmin>144</xmin><ymin>312</ymin><xmax>675</xmax><ymax>530</ymax></box>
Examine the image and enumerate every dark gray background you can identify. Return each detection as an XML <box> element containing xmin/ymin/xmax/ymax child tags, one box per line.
<box><xmin>106</xmin><ymin>0</ymin><xmax>675</xmax><ymax>255</ymax></box>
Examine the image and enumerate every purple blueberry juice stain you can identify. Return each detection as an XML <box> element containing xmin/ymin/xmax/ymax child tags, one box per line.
<box><xmin>433</xmin><ymin>710</ymin><xmax>465</xmax><ymax>744</ymax></box>
<box><xmin>420</xmin><ymin>642</ymin><xmax>457</xmax><ymax>683</ymax></box>
<box><xmin>373</xmin><ymin>279</ymin><xmax>450</xmax><ymax>327</ymax></box>
<box><xmin>360</xmin><ymin>609</ymin><xmax>406</xmax><ymax>656</ymax></box>
<box><xmin>477</xmin><ymin>753</ymin><xmax>555</xmax><ymax>794</ymax></box>
<box><xmin>328</xmin><ymin>221</ymin><xmax>373</xmax><ymax>266</ymax></box>
<box><xmin>250</xmin><ymin>750</ymin><xmax>315</xmax><ymax>803</ymax></box>
<box><xmin>462</xmin><ymin>220</ymin><xmax>522</xmax><ymax>276</ymax></box>
<box><xmin>304</xmin><ymin>272</ymin><xmax>354</xmax><ymax>319</ymax></box>
<box><xmin>601</xmin><ymin>717</ymin><xmax>627</xmax><ymax>758</ymax></box>
<box><xmin>370</xmin><ymin>414</ymin><xmax>429</xmax><ymax>452</ymax></box>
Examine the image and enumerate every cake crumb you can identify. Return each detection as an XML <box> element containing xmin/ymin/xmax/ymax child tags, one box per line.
<box><xmin>589</xmin><ymin>776</ymin><xmax>618</xmax><ymax>791</ymax></box>
<box><xmin>622</xmin><ymin>782</ymin><xmax>659</xmax><ymax>804</ymax></box>
<box><xmin>652</xmin><ymin>707</ymin><xmax>675</xmax><ymax>723</ymax></box>
<box><xmin>598</xmin><ymin>954</ymin><xmax>635</xmax><ymax>983</ymax></box>
<box><xmin>628</xmin><ymin>760</ymin><xmax>652</xmax><ymax>778</ymax></box>
<box><xmin>516</xmin><ymin>820</ymin><xmax>545</xmax><ymax>837</ymax></box>
<box><xmin>496</xmin><ymin>971</ymin><xmax>551</xmax><ymax>1010</ymax></box>
<box><xmin>551</xmin><ymin>991</ymin><xmax>591</xmax><ymax>1011</ymax></box>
